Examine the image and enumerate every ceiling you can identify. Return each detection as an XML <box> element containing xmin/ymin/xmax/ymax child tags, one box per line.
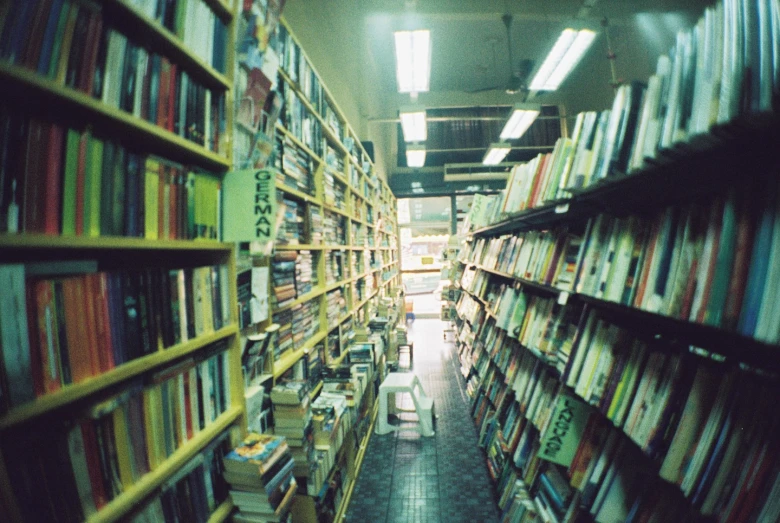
<box><xmin>282</xmin><ymin>0</ymin><xmax>714</xmax><ymax>188</ymax></box>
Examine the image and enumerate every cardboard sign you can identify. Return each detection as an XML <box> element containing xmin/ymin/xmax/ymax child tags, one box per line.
<box><xmin>538</xmin><ymin>392</ymin><xmax>591</xmax><ymax>467</ymax></box>
<box><xmin>222</xmin><ymin>169</ymin><xmax>277</xmax><ymax>249</ymax></box>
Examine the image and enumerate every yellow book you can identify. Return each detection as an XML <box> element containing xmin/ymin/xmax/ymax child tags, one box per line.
<box><xmin>142</xmin><ymin>385</ymin><xmax>162</xmax><ymax>470</ymax></box>
<box><xmin>112</xmin><ymin>406</ymin><xmax>136</xmax><ymax>488</ymax></box>
<box><xmin>55</xmin><ymin>4</ymin><xmax>80</xmax><ymax>84</ymax></box>
<box><xmin>144</xmin><ymin>158</ymin><xmax>160</xmax><ymax>239</ymax></box>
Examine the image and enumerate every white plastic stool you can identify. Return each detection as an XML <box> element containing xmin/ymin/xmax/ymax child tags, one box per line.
<box><xmin>375</xmin><ymin>372</ymin><xmax>435</xmax><ymax>437</ymax></box>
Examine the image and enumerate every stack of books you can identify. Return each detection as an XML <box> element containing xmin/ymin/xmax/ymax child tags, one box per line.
<box><xmin>323</xmin><ymin>167</ymin><xmax>346</xmax><ymax>207</ymax></box>
<box><xmin>325</xmin><ymin>288</ymin><xmax>347</xmax><ymax>325</ymax></box>
<box><xmin>271</xmin><ymin>252</ymin><xmax>297</xmax><ymax>308</ymax></box>
<box><xmin>222</xmin><ymin>433</ymin><xmax>297</xmax><ymax>523</ymax></box>
<box><xmin>325</xmin><ymin>251</ymin><xmax>345</xmax><ymax>285</ymax></box>
<box><xmin>275</xmin><ymin>197</ymin><xmax>303</xmax><ymax>246</ymax></box>
<box><xmin>295</xmin><ymin>250</ymin><xmax>315</xmax><ymax>296</ymax></box>
<box><xmin>323</xmin><ymin>211</ymin><xmax>346</xmax><ymax>245</ymax></box>
<box><xmin>271</xmin><ymin>381</ymin><xmax>314</xmax><ymax>479</ymax></box>
<box><xmin>309</xmin><ymin>207</ymin><xmax>322</xmax><ymax>244</ymax></box>
<box><xmin>291</xmin><ymin>299</ymin><xmax>320</xmax><ymax>350</ymax></box>
<box><xmin>271</xmin><ymin>309</ymin><xmax>293</xmax><ymax>361</ymax></box>
<box><xmin>280</xmin><ymin>135</ymin><xmax>314</xmax><ymax>195</ymax></box>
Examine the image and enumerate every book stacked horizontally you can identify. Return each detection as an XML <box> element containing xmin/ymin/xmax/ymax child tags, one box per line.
<box><xmin>271</xmin><ymin>381</ymin><xmax>314</xmax><ymax>479</ymax></box>
<box><xmin>222</xmin><ymin>433</ymin><xmax>297</xmax><ymax>523</ymax></box>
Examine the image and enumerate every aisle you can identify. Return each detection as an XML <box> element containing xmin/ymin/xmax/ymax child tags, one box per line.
<box><xmin>344</xmin><ymin>319</ymin><xmax>500</xmax><ymax>523</ymax></box>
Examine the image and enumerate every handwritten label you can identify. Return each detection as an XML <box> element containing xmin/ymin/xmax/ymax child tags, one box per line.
<box><xmin>538</xmin><ymin>393</ymin><xmax>591</xmax><ymax>467</ymax></box>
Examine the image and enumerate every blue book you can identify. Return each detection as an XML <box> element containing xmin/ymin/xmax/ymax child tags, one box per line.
<box><xmin>36</xmin><ymin>0</ymin><xmax>65</xmax><ymax>75</ymax></box>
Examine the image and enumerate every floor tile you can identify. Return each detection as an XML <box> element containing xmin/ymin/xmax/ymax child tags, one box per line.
<box><xmin>345</xmin><ymin>319</ymin><xmax>500</xmax><ymax>523</ymax></box>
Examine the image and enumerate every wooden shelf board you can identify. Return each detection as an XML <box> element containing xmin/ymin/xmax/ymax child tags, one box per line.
<box><xmin>86</xmin><ymin>406</ymin><xmax>242</xmax><ymax>523</ymax></box>
<box><xmin>0</xmin><ymin>234</ymin><xmax>232</xmax><ymax>252</ymax></box>
<box><xmin>275</xmin><ymin>182</ymin><xmax>320</xmax><ymax>204</ymax></box>
<box><xmin>0</xmin><ymin>325</ymin><xmax>238</xmax><ymax>429</ymax></box>
<box><xmin>207</xmin><ymin>498</ymin><xmax>235</xmax><ymax>523</ymax></box>
<box><xmin>0</xmin><ymin>63</ymin><xmax>230</xmax><ymax>171</ymax></box>
<box><xmin>274</xmin><ymin>244</ymin><xmax>327</xmax><ymax>251</ymax></box>
<box><xmin>203</xmin><ymin>0</ymin><xmax>235</xmax><ymax>21</ymax></box>
<box><xmin>309</xmin><ymin>381</ymin><xmax>324</xmax><ymax>399</ymax></box>
<box><xmin>323</xmin><ymin>203</ymin><xmax>352</xmax><ymax>219</ymax></box>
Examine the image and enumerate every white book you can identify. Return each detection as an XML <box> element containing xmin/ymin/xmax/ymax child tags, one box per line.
<box><xmin>603</xmin><ymin>217</ymin><xmax>638</xmax><ymax>302</ymax></box>
<box><xmin>612</xmin><ymin>340</ymin><xmax>647</xmax><ymax>428</ymax></box>
<box><xmin>583</xmin><ymin>110</ymin><xmax>611</xmax><ymax>188</ymax></box>
<box><xmin>575</xmin><ymin>319</ymin><xmax>608</xmax><ymax>398</ymax></box>
<box><xmin>567</xmin><ymin>111</ymin><xmax>598</xmax><ymax>190</ymax></box>
<box><xmin>565</xmin><ymin>311</ymin><xmax>598</xmax><ymax>388</ymax></box>
<box><xmin>556</xmin><ymin>113</ymin><xmax>585</xmax><ymax>198</ymax></box>
<box><xmin>595</xmin><ymin>84</ymin><xmax>628</xmax><ymax>182</ymax></box>
<box><xmin>642</xmin><ymin>55</ymin><xmax>672</xmax><ymax>160</ymax></box>
<box><xmin>101</xmin><ymin>31</ymin><xmax>125</xmax><ymax>108</ymax></box>
<box><xmin>660</xmin><ymin>32</ymin><xmax>686</xmax><ymax>148</ymax></box>
<box><xmin>133</xmin><ymin>47</ymin><xmax>149</xmax><ymax>118</ymax></box>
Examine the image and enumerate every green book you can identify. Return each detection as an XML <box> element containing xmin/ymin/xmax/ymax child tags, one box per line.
<box><xmin>84</xmin><ymin>135</ymin><xmax>103</xmax><ymax>237</ymax></box>
<box><xmin>703</xmin><ymin>193</ymin><xmax>737</xmax><ymax>326</ymax></box>
<box><xmin>61</xmin><ymin>128</ymin><xmax>80</xmax><ymax>235</ymax></box>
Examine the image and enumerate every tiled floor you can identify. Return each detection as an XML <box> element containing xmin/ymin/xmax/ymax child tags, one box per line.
<box><xmin>345</xmin><ymin>319</ymin><xmax>500</xmax><ymax>523</ymax></box>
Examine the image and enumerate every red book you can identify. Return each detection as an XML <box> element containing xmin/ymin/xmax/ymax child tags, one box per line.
<box><xmin>82</xmin><ymin>274</ymin><xmax>102</xmax><ymax>376</ymax></box>
<box><xmin>75</xmin><ymin>132</ymin><xmax>89</xmax><ymax>235</ymax></box>
<box><xmin>80</xmin><ymin>14</ymin><xmax>103</xmax><ymax>94</ymax></box>
<box><xmin>632</xmin><ymin>214</ymin><xmax>662</xmax><ymax>307</ymax></box>
<box><xmin>167</xmin><ymin>64</ymin><xmax>177</xmax><ymax>132</ymax></box>
<box><xmin>157</xmin><ymin>58</ymin><xmax>171</xmax><ymax>129</ymax></box>
<box><xmin>694</xmin><ymin>198</ymin><xmax>725</xmax><ymax>324</ymax></box>
<box><xmin>62</xmin><ymin>277</ymin><xmax>93</xmax><ymax>382</ymax></box>
<box><xmin>43</xmin><ymin>123</ymin><xmax>65</xmax><ymax>235</ymax></box>
<box><xmin>92</xmin><ymin>273</ymin><xmax>116</xmax><ymax>372</ymax></box>
<box><xmin>79</xmin><ymin>420</ymin><xmax>109</xmax><ymax>509</ymax></box>
<box><xmin>528</xmin><ymin>153</ymin><xmax>551</xmax><ymax>208</ymax></box>
<box><xmin>22</xmin><ymin>119</ymin><xmax>47</xmax><ymax>234</ymax></box>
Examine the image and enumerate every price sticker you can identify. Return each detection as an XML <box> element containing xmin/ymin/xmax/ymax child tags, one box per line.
<box><xmin>557</xmin><ymin>291</ymin><xmax>570</xmax><ymax>306</ymax></box>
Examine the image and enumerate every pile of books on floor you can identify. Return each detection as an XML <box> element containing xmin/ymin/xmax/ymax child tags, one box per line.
<box><xmin>222</xmin><ymin>433</ymin><xmax>297</xmax><ymax>523</ymax></box>
<box><xmin>271</xmin><ymin>381</ymin><xmax>315</xmax><ymax>486</ymax></box>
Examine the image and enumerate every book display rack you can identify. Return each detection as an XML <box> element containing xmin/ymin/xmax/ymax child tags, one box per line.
<box><xmin>0</xmin><ymin>1</ymin><xmax>245</xmax><ymax>522</ymax></box>
<box><xmin>456</xmin><ymin>0</ymin><xmax>780</xmax><ymax>519</ymax></box>
<box><xmin>238</xmin><ymin>16</ymin><xmax>401</xmax><ymax>523</ymax></box>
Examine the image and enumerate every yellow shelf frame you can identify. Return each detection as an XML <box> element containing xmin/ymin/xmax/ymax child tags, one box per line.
<box><xmin>207</xmin><ymin>498</ymin><xmax>235</xmax><ymax>523</ymax></box>
<box><xmin>0</xmin><ymin>63</ymin><xmax>231</xmax><ymax>171</ymax></box>
<box><xmin>275</xmin><ymin>182</ymin><xmax>320</xmax><ymax>204</ymax></box>
<box><xmin>0</xmin><ymin>234</ymin><xmax>232</xmax><ymax>251</ymax></box>
<box><xmin>273</xmin><ymin>330</ymin><xmax>328</xmax><ymax>379</ymax></box>
<box><xmin>0</xmin><ymin>325</ymin><xmax>239</xmax><ymax>429</ymax></box>
<box><xmin>86</xmin><ymin>407</ymin><xmax>243</xmax><ymax>523</ymax></box>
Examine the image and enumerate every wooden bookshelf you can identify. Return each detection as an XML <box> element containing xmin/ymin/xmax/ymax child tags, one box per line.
<box><xmin>207</xmin><ymin>499</ymin><xmax>235</xmax><ymax>523</ymax></box>
<box><xmin>98</xmin><ymin>0</ymin><xmax>232</xmax><ymax>90</ymax></box>
<box><xmin>86</xmin><ymin>407</ymin><xmax>242</xmax><ymax>523</ymax></box>
<box><xmin>0</xmin><ymin>63</ymin><xmax>231</xmax><ymax>171</ymax></box>
<box><xmin>0</xmin><ymin>1</ymin><xmax>244</xmax><ymax>520</ymax></box>
<box><xmin>0</xmin><ymin>325</ymin><xmax>238</xmax><ymax>429</ymax></box>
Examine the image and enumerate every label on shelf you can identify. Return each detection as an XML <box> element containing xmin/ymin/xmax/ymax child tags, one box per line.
<box><xmin>554</xmin><ymin>203</ymin><xmax>570</xmax><ymax>214</ymax></box>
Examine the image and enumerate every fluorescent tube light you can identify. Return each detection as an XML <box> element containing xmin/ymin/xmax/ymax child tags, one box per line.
<box><xmin>482</xmin><ymin>143</ymin><xmax>512</xmax><ymax>165</ymax></box>
<box><xmin>400</xmin><ymin>107</ymin><xmax>427</xmax><ymax>142</ymax></box>
<box><xmin>529</xmin><ymin>29</ymin><xmax>596</xmax><ymax>91</ymax></box>
<box><xmin>394</xmin><ymin>30</ymin><xmax>431</xmax><ymax>93</ymax></box>
<box><xmin>406</xmin><ymin>145</ymin><xmax>426</xmax><ymax>168</ymax></box>
<box><xmin>499</xmin><ymin>105</ymin><xmax>541</xmax><ymax>140</ymax></box>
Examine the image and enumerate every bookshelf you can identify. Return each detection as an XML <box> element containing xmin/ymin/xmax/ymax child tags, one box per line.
<box><xmin>231</xmin><ymin>10</ymin><xmax>400</xmax><ymax>521</ymax></box>
<box><xmin>0</xmin><ymin>0</ymin><xmax>244</xmax><ymax>521</ymax></box>
<box><xmin>454</xmin><ymin>0</ymin><xmax>780</xmax><ymax>519</ymax></box>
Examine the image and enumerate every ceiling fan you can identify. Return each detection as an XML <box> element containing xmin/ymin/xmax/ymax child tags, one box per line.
<box><xmin>470</xmin><ymin>13</ymin><xmax>534</xmax><ymax>96</ymax></box>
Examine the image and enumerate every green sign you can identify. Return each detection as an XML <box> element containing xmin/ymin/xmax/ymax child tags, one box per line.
<box><xmin>222</xmin><ymin>169</ymin><xmax>277</xmax><ymax>249</ymax></box>
<box><xmin>538</xmin><ymin>393</ymin><xmax>591</xmax><ymax>467</ymax></box>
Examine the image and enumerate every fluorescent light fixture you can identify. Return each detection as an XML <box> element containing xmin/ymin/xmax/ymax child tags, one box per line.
<box><xmin>529</xmin><ymin>29</ymin><xmax>596</xmax><ymax>91</ymax></box>
<box><xmin>399</xmin><ymin>107</ymin><xmax>427</xmax><ymax>142</ymax></box>
<box><xmin>483</xmin><ymin>143</ymin><xmax>512</xmax><ymax>165</ymax></box>
<box><xmin>500</xmin><ymin>104</ymin><xmax>541</xmax><ymax>140</ymax></box>
<box><xmin>406</xmin><ymin>145</ymin><xmax>426</xmax><ymax>168</ymax></box>
<box><xmin>394</xmin><ymin>30</ymin><xmax>431</xmax><ymax>93</ymax></box>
